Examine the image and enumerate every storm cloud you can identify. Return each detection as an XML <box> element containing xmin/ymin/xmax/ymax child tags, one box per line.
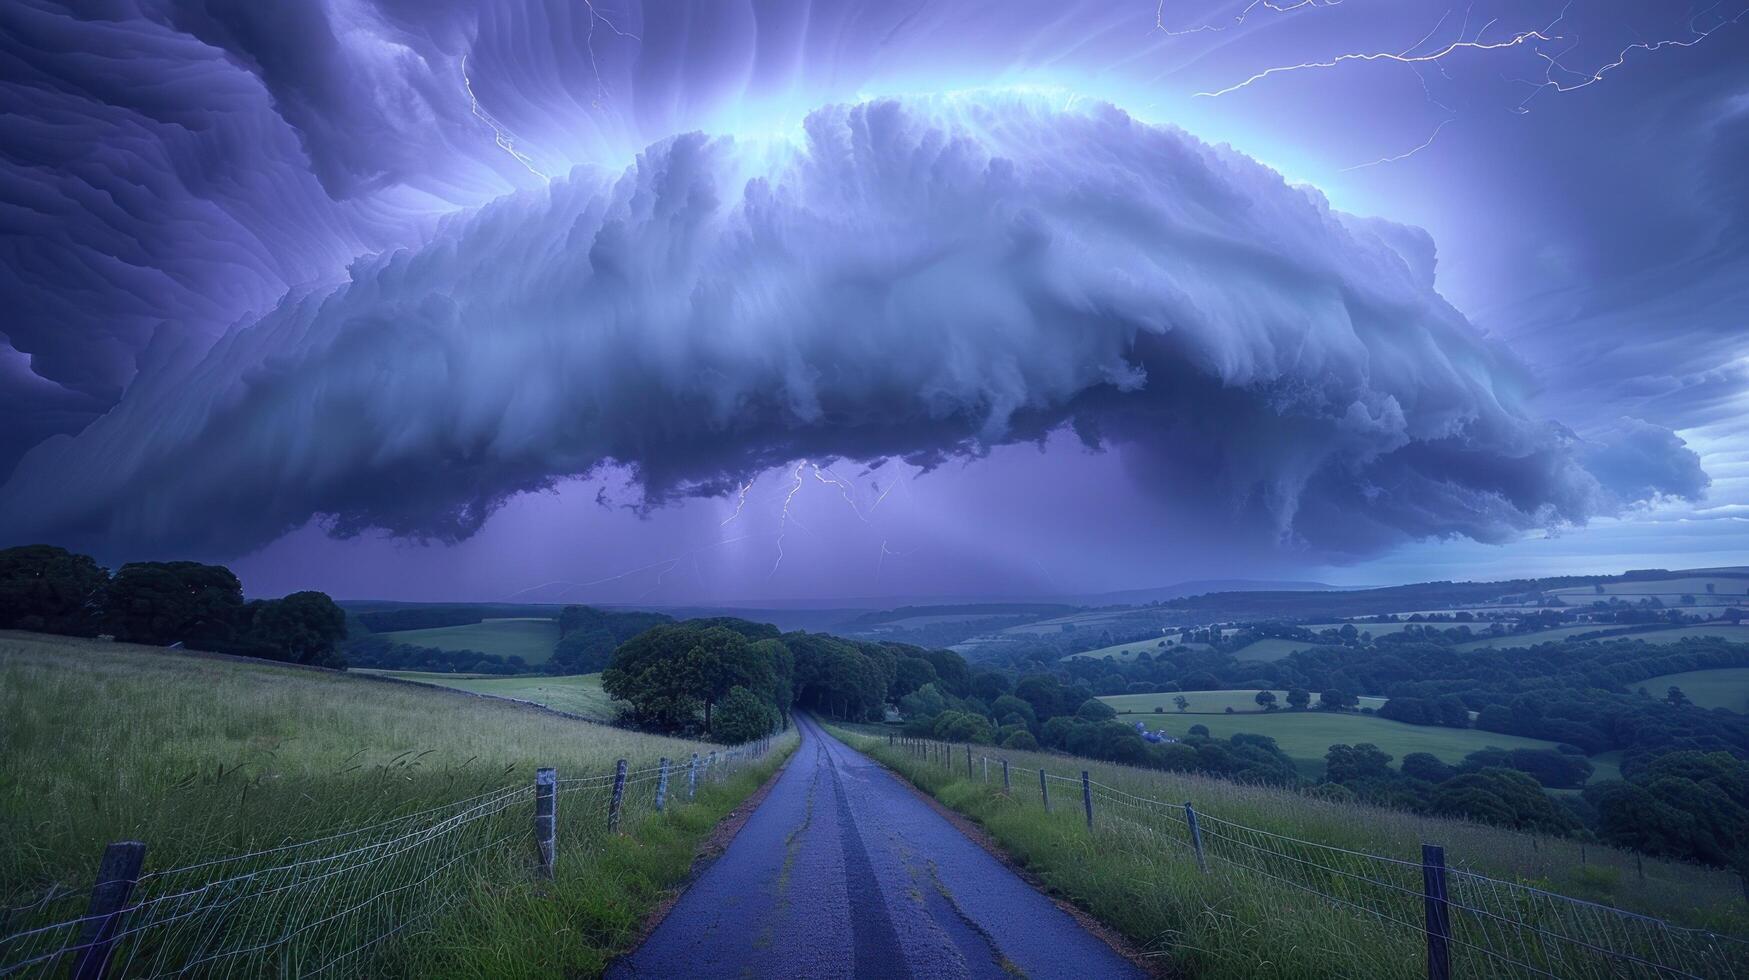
<box><xmin>0</xmin><ymin>94</ymin><xmax>1706</xmax><ymax>560</ymax></box>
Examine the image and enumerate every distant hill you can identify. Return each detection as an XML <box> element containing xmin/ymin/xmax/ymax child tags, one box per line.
<box><xmin>1070</xmin><ymin>579</ymin><xmax>1339</xmax><ymax>606</ymax></box>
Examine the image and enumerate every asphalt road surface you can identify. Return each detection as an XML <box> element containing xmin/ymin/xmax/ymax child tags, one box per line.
<box><xmin>609</xmin><ymin>715</ymin><xmax>1144</xmax><ymax>979</ymax></box>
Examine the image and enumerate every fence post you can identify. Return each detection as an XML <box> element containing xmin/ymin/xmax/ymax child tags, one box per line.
<box><xmin>1184</xmin><ymin>801</ymin><xmax>1208</xmax><ymax>873</ymax></box>
<box><xmin>1422</xmin><ymin>843</ymin><xmax>1452</xmax><ymax>980</ymax></box>
<box><xmin>1081</xmin><ymin>771</ymin><xmax>1094</xmax><ymax>830</ymax></box>
<box><xmin>708</xmin><ymin>750</ymin><xmax>717</xmax><ymax>782</ymax></box>
<box><xmin>655</xmin><ymin>758</ymin><xmax>670</xmax><ymax>812</ymax></box>
<box><xmin>966</xmin><ymin>745</ymin><xmax>973</xmax><ymax>779</ymax></box>
<box><xmin>1040</xmin><ymin>769</ymin><xmax>1051</xmax><ymax>812</ymax></box>
<box><xmin>608</xmin><ymin>759</ymin><xmax>628</xmax><ymax>834</ymax></box>
<box><xmin>983</xmin><ymin>756</ymin><xmax>989</xmax><ymax>783</ymax></box>
<box><xmin>533</xmin><ymin>768</ymin><xmax>557</xmax><ymax>878</ymax></box>
<box><xmin>71</xmin><ymin>840</ymin><xmax>145</xmax><ymax>980</ymax></box>
<box><xmin>889</xmin><ymin>733</ymin><xmax>895</xmax><ymax>747</ymax></box>
<box><xmin>688</xmin><ymin>752</ymin><xmax>699</xmax><ymax>801</ymax></box>
<box><xmin>1002</xmin><ymin>759</ymin><xmax>1011</xmax><ymax>793</ymax></box>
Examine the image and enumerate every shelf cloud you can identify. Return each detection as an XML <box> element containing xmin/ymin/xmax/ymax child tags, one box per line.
<box><xmin>0</xmin><ymin>94</ymin><xmax>1706</xmax><ymax>560</ymax></box>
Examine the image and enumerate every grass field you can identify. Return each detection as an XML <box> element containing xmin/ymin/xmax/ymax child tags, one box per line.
<box><xmin>0</xmin><ymin>632</ymin><xmax>790</xmax><ymax>976</ymax></box>
<box><xmin>1066</xmin><ymin>636</ymin><xmax>1173</xmax><ymax>660</ymax></box>
<box><xmin>1454</xmin><ymin>623</ymin><xmax>1749</xmax><ymax>651</ymax></box>
<box><xmin>1098</xmin><ymin>690</ymin><xmax>1612</xmax><ymax>779</ymax></box>
<box><xmin>1640</xmin><ymin>666</ymin><xmax>1749</xmax><ymax>713</ymax></box>
<box><xmin>1099</xmin><ymin>689</ymin><xmax>1388</xmax><ymax>715</ymax></box>
<box><xmin>377</xmin><ymin>617</ymin><xmax>562</xmax><ymax>662</ymax></box>
<box><xmin>837</xmin><ymin>729</ymin><xmax>1746</xmax><ymax>978</ymax></box>
<box><xmin>1230</xmin><ymin>637</ymin><xmax>1333</xmax><ymax>661</ymax></box>
<box><xmin>377</xmin><ymin>671</ymin><xmax>620</xmax><ymax>721</ymax></box>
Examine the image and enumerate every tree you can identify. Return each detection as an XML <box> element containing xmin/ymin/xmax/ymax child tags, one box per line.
<box><xmin>1173</xmin><ymin>695</ymin><xmax>1190</xmax><ymax>712</ymax></box>
<box><xmin>1003</xmin><ymin>730</ymin><xmax>1039</xmax><ymax>751</ymax></box>
<box><xmin>1325</xmin><ymin>743</ymin><xmax>1394</xmax><ymax>784</ymax></box>
<box><xmin>603</xmin><ymin>624</ymin><xmax>784</xmax><ymax>735</ymax></box>
<box><xmin>0</xmin><ymin>545</ymin><xmax>109</xmax><ymax>636</ymax></box>
<box><xmin>1286</xmin><ymin>688</ymin><xmax>1311</xmax><ymax>710</ymax></box>
<box><xmin>1254</xmin><ymin>690</ymin><xmax>1278</xmax><ymax>711</ymax></box>
<box><xmin>104</xmin><ymin>561</ymin><xmax>246</xmax><ymax>648</ymax></box>
<box><xmin>240</xmin><ymin>591</ymin><xmax>346</xmax><ymax>665</ymax></box>
<box><xmin>1665</xmin><ymin>686</ymin><xmax>1692</xmax><ymax>708</ymax></box>
<box><xmin>1401</xmin><ymin>752</ymin><xmax>1455</xmax><ymax>784</ymax></box>
<box><xmin>1076</xmin><ymin>698</ymin><xmax>1117</xmax><ymax>722</ymax></box>
<box><xmin>715</xmin><ymin>686</ymin><xmax>779</xmax><ymax>744</ymax></box>
<box><xmin>891</xmin><ymin>657</ymin><xmax>938</xmax><ymax>700</ymax></box>
<box><xmin>1318</xmin><ymin>690</ymin><xmax>1353</xmax><ymax>711</ymax></box>
<box><xmin>1431</xmin><ymin>769</ymin><xmax>1582</xmax><ymax>835</ymax></box>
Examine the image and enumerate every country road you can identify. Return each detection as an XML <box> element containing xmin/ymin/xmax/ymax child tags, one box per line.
<box><xmin>609</xmin><ymin>716</ymin><xmax>1144</xmax><ymax>979</ymax></box>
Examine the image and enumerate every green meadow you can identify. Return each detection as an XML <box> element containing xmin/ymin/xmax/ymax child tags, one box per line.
<box><xmin>1098</xmin><ymin>690</ymin><xmax>1615</xmax><ymax>780</ymax></box>
<box><xmin>1640</xmin><ymin>666</ymin><xmax>1749</xmax><ymax>713</ymax></box>
<box><xmin>376</xmin><ymin>616</ymin><xmax>563</xmax><ymax>662</ymax></box>
<box><xmin>376</xmin><ymin>670</ymin><xmax>620</xmax><ymax>721</ymax></box>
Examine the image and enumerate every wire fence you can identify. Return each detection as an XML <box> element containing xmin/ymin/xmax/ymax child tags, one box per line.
<box><xmin>0</xmin><ymin>740</ymin><xmax>775</xmax><ymax>978</ymax></box>
<box><xmin>883</xmin><ymin>735</ymin><xmax>1749</xmax><ymax>980</ymax></box>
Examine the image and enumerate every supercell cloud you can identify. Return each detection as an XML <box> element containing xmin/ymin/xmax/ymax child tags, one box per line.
<box><xmin>0</xmin><ymin>93</ymin><xmax>1706</xmax><ymax>560</ymax></box>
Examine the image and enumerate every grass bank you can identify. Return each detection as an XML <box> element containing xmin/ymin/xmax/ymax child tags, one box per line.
<box><xmin>832</xmin><ymin>728</ymin><xmax>1747</xmax><ymax>979</ymax></box>
<box><xmin>369</xmin><ymin>670</ymin><xmax>620</xmax><ymax>721</ymax></box>
<box><xmin>0</xmin><ymin>632</ymin><xmax>792</xmax><ymax>975</ymax></box>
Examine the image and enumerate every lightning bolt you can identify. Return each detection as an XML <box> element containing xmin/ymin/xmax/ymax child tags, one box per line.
<box><xmin>1187</xmin><ymin>1</ymin><xmax>1749</xmax><ymax>170</ymax></box>
<box><xmin>1155</xmin><ymin>0</ymin><xmax>1340</xmax><ymax>37</ymax></box>
<box><xmin>720</xmin><ymin>479</ymin><xmax>755</xmax><ymax>528</ymax></box>
<box><xmin>811</xmin><ymin>464</ymin><xmax>870</xmax><ymax>524</ymax></box>
<box><xmin>769</xmin><ymin>461</ymin><xmax>808</xmax><ymax>579</ymax></box>
<box><xmin>581</xmin><ymin>0</ymin><xmax>641</xmax><ymax>109</ymax></box>
<box><xmin>462</xmin><ymin>55</ymin><xmax>548</xmax><ymax>181</ymax></box>
<box><xmin>1517</xmin><ymin>4</ymin><xmax>1748</xmax><ymax>112</ymax></box>
<box><xmin>1194</xmin><ymin>24</ymin><xmax>1560</xmax><ymax>99</ymax></box>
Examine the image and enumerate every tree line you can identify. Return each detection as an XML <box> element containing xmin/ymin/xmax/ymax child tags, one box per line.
<box><xmin>0</xmin><ymin>544</ymin><xmax>346</xmax><ymax>666</ymax></box>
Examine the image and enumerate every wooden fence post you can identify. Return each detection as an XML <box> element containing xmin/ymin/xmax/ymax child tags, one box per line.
<box><xmin>688</xmin><ymin>752</ymin><xmax>699</xmax><ymax>801</ymax></box>
<box><xmin>1040</xmin><ymin>769</ymin><xmax>1050</xmax><ymax>812</ymax></box>
<box><xmin>1422</xmin><ymin>843</ymin><xmax>1452</xmax><ymax>980</ymax></box>
<box><xmin>608</xmin><ymin>759</ymin><xmax>628</xmax><ymax>834</ymax></box>
<box><xmin>1184</xmin><ymin>801</ymin><xmax>1208</xmax><ymax>874</ymax></box>
<box><xmin>965</xmin><ymin>745</ymin><xmax>973</xmax><ymax>779</ymax></box>
<box><xmin>655</xmin><ymin>758</ymin><xmax>670</xmax><ymax>812</ymax></box>
<box><xmin>533</xmin><ymin>768</ymin><xmax>557</xmax><ymax>878</ymax></box>
<box><xmin>982</xmin><ymin>756</ymin><xmax>989</xmax><ymax>783</ymax></box>
<box><xmin>1002</xmin><ymin>759</ymin><xmax>1011</xmax><ymax>794</ymax></box>
<box><xmin>71</xmin><ymin>840</ymin><xmax>145</xmax><ymax>980</ymax></box>
<box><xmin>1081</xmin><ymin>771</ymin><xmax>1094</xmax><ymax>829</ymax></box>
<box><xmin>707</xmin><ymin>750</ymin><xmax>717</xmax><ymax>782</ymax></box>
<box><xmin>889</xmin><ymin>733</ymin><xmax>894</xmax><ymax>747</ymax></box>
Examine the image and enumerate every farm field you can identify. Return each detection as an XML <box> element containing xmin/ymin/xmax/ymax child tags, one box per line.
<box><xmin>1454</xmin><ymin>622</ymin><xmax>1749</xmax><ymax>651</ymax></box>
<box><xmin>1099</xmin><ymin>689</ymin><xmax>1386</xmax><ymax>715</ymax></box>
<box><xmin>380</xmin><ymin>671</ymin><xmax>620</xmax><ymax>721</ymax></box>
<box><xmin>0</xmin><ymin>631</ymin><xmax>787</xmax><ymax>976</ymax></box>
<box><xmin>1230</xmin><ymin>637</ymin><xmax>1331</xmax><ymax>661</ymax></box>
<box><xmin>1548</xmin><ymin>576</ymin><xmax>1749</xmax><ymax>602</ymax></box>
<box><xmin>1100</xmin><ymin>691</ymin><xmax>1614</xmax><ymax>779</ymax></box>
<box><xmin>377</xmin><ymin>616</ymin><xmax>562</xmax><ymax>662</ymax></box>
<box><xmin>1640</xmin><ymin>667</ymin><xmax>1749</xmax><ymax>713</ymax></box>
<box><xmin>1066</xmin><ymin>636</ymin><xmax>1173</xmax><ymax>660</ymax></box>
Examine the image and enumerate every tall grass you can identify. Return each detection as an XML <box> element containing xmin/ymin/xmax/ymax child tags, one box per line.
<box><xmin>0</xmin><ymin>632</ymin><xmax>793</xmax><ymax>975</ymax></box>
<box><xmin>835</xmin><ymin>728</ymin><xmax>1749</xmax><ymax>979</ymax></box>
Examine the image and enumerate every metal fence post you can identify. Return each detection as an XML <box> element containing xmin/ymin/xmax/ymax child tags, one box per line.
<box><xmin>688</xmin><ymin>752</ymin><xmax>699</xmax><ymax>801</ymax></box>
<box><xmin>1185</xmin><ymin>801</ymin><xmax>1208</xmax><ymax>873</ymax></box>
<box><xmin>1002</xmin><ymin>759</ymin><xmax>1011</xmax><ymax>793</ymax></box>
<box><xmin>1422</xmin><ymin>844</ymin><xmax>1452</xmax><ymax>980</ymax></box>
<box><xmin>533</xmin><ymin>768</ymin><xmax>557</xmax><ymax>878</ymax></box>
<box><xmin>1081</xmin><ymin>771</ymin><xmax>1094</xmax><ymax>829</ymax></box>
<box><xmin>71</xmin><ymin>840</ymin><xmax>145</xmax><ymax>980</ymax></box>
<box><xmin>1040</xmin><ymin>769</ymin><xmax>1050</xmax><ymax>812</ymax></box>
<box><xmin>655</xmin><ymin>757</ymin><xmax>670</xmax><ymax>812</ymax></box>
<box><xmin>608</xmin><ymin>759</ymin><xmax>628</xmax><ymax>834</ymax></box>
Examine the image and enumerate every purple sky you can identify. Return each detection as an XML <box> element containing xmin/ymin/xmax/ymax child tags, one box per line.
<box><xmin>3</xmin><ymin>0</ymin><xmax>1746</xmax><ymax>602</ymax></box>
